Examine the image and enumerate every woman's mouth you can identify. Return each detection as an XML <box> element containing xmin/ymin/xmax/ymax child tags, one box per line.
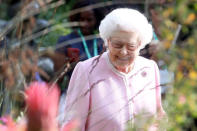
<box><xmin>116</xmin><ymin>56</ymin><xmax>131</xmax><ymax>62</ymax></box>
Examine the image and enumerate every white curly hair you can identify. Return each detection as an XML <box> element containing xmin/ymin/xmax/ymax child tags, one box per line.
<box><xmin>99</xmin><ymin>8</ymin><xmax>153</xmax><ymax>49</ymax></box>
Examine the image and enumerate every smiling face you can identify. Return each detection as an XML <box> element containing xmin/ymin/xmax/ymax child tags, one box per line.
<box><xmin>107</xmin><ymin>31</ymin><xmax>141</xmax><ymax>73</ymax></box>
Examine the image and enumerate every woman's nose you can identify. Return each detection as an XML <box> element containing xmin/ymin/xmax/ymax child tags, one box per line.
<box><xmin>120</xmin><ymin>46</ymin><xmax>128</xmax><ymax>55</ymax></box>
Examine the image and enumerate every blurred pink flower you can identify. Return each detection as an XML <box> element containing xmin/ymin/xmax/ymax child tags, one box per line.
<box><xmin>178</xmin><ymin>95</ymin><xmax>186</xmax><ymax>105</ymax></box>
<box><xmin>25</xmin><ymin>82</ymin><xmax>60</xmax><ymax>131</ymax></box>
<box><xmin>0</xmin><ymin>116</ymin><xmax>26</xmax><ymax>131</ymax></box>
<box><xmin>0</xmin><ymin>116</ymin><xmax>16</xmax><ymax>131</ymax></box>
<box><xmin>0</xmin><ymin>82</ymin><xmax>79</xmax><ymax>131</ymax></box>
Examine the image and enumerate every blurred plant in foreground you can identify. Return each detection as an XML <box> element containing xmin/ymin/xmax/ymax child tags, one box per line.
<box><xmin>0</xmin><ymin>82</ymin><xmax>79</xmax><ymax>131</ymax></box>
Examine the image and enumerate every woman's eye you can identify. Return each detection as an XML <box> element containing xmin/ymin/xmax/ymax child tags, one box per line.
<box><xmin>127</xmin><ymin>47</ymin><xmax>136</xmax><ymax>51</ymax></box>
<box><xmin>128</xmin><ymin>43</ymin><xmax>137</xmax><ymax>49</ymax></box>
<box><xmin>128</xmin><ymin>45</ymin><xmax>135</xmax><ymax>48</ymax></box>
<box><xmin>113</xmin><ymin>44</ymin><xmax>122</xmax><ymax>48</ymax></box>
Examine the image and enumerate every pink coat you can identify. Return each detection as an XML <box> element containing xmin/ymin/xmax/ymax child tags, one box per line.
<box><xmin>63</xmin><ymin>51</ymin><xmax>165</xmax><ymax>131</ymax></box>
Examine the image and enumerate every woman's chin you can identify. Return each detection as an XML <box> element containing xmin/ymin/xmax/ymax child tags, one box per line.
<box><xmin>112</xmin><ymin>60</ymin><xmax>135</xmax><ymax>73</ymax></box>
<box><xmin>116</xmin><ymin>60</ymin><xmax>133</xmax><ymax>67</ymax></box>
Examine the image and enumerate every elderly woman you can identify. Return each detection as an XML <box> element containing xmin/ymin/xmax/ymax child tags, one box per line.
<box><xmin>63</xmin><ymin>8</ymin><xmax>165</xmax><ymax>131</ymax></box>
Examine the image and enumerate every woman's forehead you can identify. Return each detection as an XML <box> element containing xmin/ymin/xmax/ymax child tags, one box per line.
<box><xmin>110</xmin><ymin>31</ymin><xmax>140</xmax><ymax>43</ymax></box>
